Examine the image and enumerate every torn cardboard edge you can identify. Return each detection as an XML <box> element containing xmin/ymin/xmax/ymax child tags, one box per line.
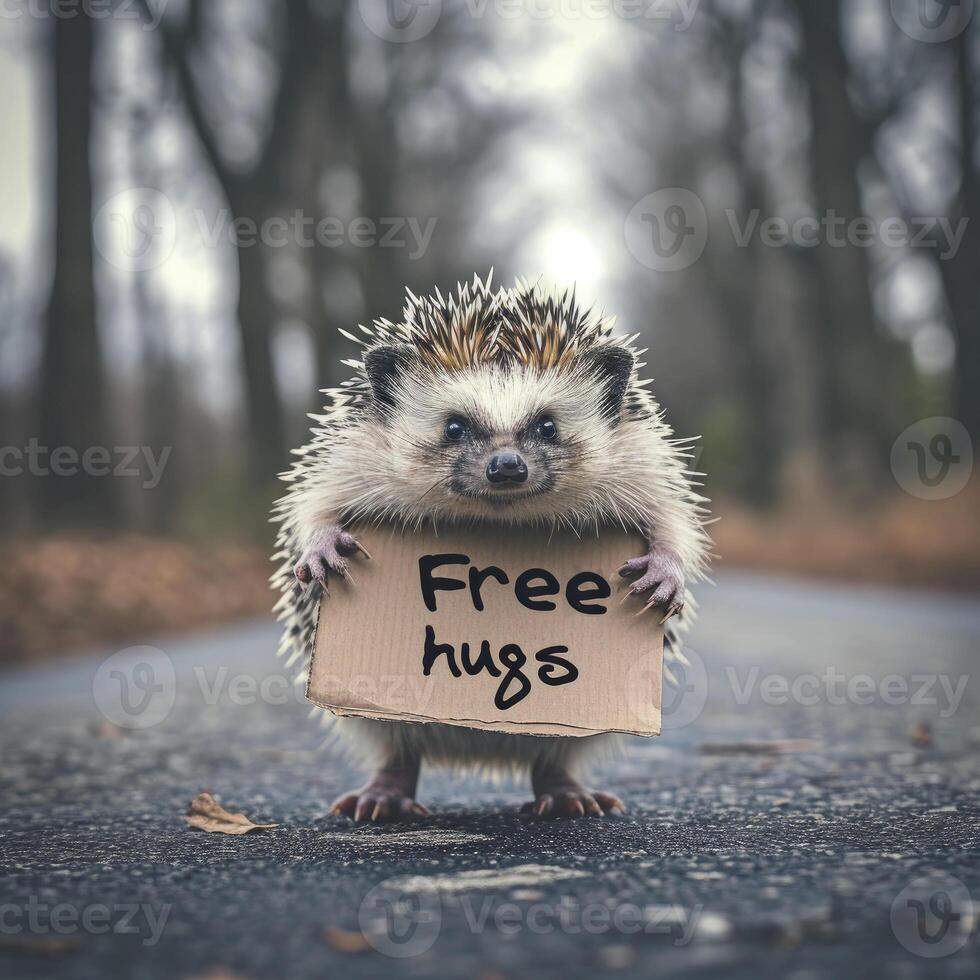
<box><xmin>305</xmin><ymin>689</ymin><xmax>661</xmax><ymax>738</ymax></box>
<box><xmin>306</xmin><ymin>522</ymin><xmax>663</xmax><ymax>738</ymax></box>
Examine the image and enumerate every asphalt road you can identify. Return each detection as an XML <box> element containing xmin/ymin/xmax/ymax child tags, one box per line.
<box><xmin>2</xmin><ymin>570</ymin><xmax>980</xmax><ymax>979</ymax></box>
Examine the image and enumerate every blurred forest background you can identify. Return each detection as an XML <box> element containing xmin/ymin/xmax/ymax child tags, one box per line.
<box><xmin>1</xmin><ymin>0</ymin><xmax>978</xmax><ymax>661</ymax></box>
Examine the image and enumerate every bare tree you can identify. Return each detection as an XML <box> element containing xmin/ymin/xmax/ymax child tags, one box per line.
<box><xmin>39</xmin><ymin>11</ymin><xmax>116</xmax><ymax>526</ymax></box>
<box><xmin>146</xmin><ymin>0</ymin><xmax>327</xmax><ymax>481</ymax></box>
<box><xmin>701</xmin><ymin>0</ymin><xmax>784</xmax><ymax>504</ymax></box>
<box><xmin>938</xmin><ymin>22</ymin><xmax>980</xmax><ymax>439</ymax></box>
<box><xmin>790</xmin><ymin>0</ymin><xmax>910</xmax><ymax>489</ymax></box>
<box><xmin>833</xmin><ymin>7</ymin><xmax>978</xmax><ymax>440</ymax></box>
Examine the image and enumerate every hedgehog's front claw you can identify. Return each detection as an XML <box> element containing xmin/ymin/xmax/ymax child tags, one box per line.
<box><xmin>294</xmin><ymin>526</ymin><xmax>369</xmax><ymax>593</ymax></box>
<box><xmin>350</xmin><ymin>538</ymin><xmax>372</xmax><ymax>561</ymax></box>
<box><xmin>660</xmin><ymin>597</ymin><xmax>685</xmax><ymax>624</ymax></box>
<box><xmin>295</xmin><ymin>554</ymin><xmax>332</xmax><ymax>594</ymax></box>
<box><xmin>618</xmin><ymin>548</ymin><xmax>686</xmax><ymax>622</ymax></box>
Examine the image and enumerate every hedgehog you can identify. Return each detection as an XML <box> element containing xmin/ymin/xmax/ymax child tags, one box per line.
<box><xmin>271</xmin><ymin>273</ymin><xmax>711</xmax><ymax>821</ymax></box>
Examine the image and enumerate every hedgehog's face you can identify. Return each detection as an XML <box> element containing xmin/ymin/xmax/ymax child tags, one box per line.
<box><xmin>426</xmin><ymin>384</ymin><xmax>564</xmax><ymax>507</ymax></box>
<box><xmin>363</xmin><ymin>345</ymin><xmax>634</xmax><ymax>522</ymax></box>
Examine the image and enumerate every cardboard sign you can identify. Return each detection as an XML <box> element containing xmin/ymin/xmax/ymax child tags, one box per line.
<box><xmin>307</xmin><ymin>524</ymin><xmax>663</xmax><ymax>737</ymax></box>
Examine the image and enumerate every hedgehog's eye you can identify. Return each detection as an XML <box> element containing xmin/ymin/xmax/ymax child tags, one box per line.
<box><xmin>535</xmin><ymin>416</ymin><xmax>558</xmax><ymax>440</ymax></box>
<box><xmin>444</xmin><ymin>417</ymin><xmax>469</xmax><ymax>442</ymax></box>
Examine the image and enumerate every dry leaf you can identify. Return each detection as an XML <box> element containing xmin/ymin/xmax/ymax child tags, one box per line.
<box><xmin>184</xmin><ymin>792</ymin><xmax>279</xmax><ymax>835</ymax></box>
<box><xmin>911</xmin><ymin>721</ymin><xmax>933</xmax><ymax>748</ymax></box>
<box><xmin>699</xmin><ymin>739</ymin><xmax>820</xmax><ymax>756</ymax></box>
<box><xmin>324</xmin><ymin>926</ymin><xmax>371</xmax><ymax>953</ymax></box>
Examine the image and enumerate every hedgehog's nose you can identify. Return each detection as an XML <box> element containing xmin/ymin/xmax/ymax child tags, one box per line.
<box><xmin>486</xmin><ymin>452</ymin><xmax>528</xmax><ymax>484</ymax></box>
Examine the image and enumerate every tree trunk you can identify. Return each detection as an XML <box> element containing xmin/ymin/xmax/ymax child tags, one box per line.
<box><xmin>301</xmin><ymin>4</ymin><xmax>355</xmax><ymax>391</ymax></box>
<box><xmin>39</xmin><ymin>11</ymin><xmax>115</xmax><ymax>526</ymax></box>
<box><xmin>232</xmin><ymin>190</ymin><xmax>287</xmax><ymax>481</ymax></box>
<box><xmin>794</xmin><ymin>0</ymin><xmax>902</xmax><ymax>492</ymax></box>
<box><xmin>352</xmin><ymin>88</ymin><xmax>404</xmax><ymax>322</ymax></box>
<box><xmin>711</xmin><ymin>15</ymin><xmax>782</xmax><ymax>506</ymax></box>
<box><xmin>147</xmin><ymin>0</ymin><xmax>302</xmax><ymax>484</ymax></box>
<box><xmin>941</xmin><ymin>22</ymin><xmax>980</xmax><ymax>440</ymax></box>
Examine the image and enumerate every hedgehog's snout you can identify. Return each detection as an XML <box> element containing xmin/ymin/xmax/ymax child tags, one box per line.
<box><xmin>486</xmin><ymin>451</ymin><xmax>528</xmax><ymax>484</ymax></box>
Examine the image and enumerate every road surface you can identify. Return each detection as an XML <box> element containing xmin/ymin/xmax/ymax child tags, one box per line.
<box><xmin>1</xmin><ymin>570</ymin><xmax>979</xmax><ymax>978</ymax></box>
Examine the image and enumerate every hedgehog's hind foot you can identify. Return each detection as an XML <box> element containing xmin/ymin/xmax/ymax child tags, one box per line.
<box><xmin>522</xmin><ymin>762</ymin><xmax>625</xmax><ymax>820</ymax></box>
<box><xmin>329</xmin><ymin>755</ymin><xmax>428</xmax><ymax>823</ymax></box>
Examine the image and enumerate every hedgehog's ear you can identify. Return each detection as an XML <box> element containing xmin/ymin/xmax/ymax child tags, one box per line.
<box><xmin>364</xmin><ymin>344</ymin><xmax>417</xmax><ymax>414</ymax></box>
<box><xmin>578</xmin><ymin>346</ymin><xmax>634</xmax><ymax>422</ymax></box>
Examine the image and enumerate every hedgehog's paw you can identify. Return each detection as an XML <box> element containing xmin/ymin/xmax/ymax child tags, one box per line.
<box><xmin>521</xmin><ymin>783</ymin><xmax>624</xmax><ymax>820</ymax></box>
<box><xmin>618</xmin><ymin>547</ymin><xmax>685</xmax><ymax>623</ymax></box>
<box><xmin>329</xmin><ymin>779</ymin><xmax>429</xmax><ymax>823</ymax></box>
<box><xmin>524</xmin><ymin>762</ymin><xmax>624</xmax><ymax>820</ymax></box>
<box><xmin>294</xmin><ymin>526</ymin><xmax>371</xmax><ymax>593</ymax></box>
